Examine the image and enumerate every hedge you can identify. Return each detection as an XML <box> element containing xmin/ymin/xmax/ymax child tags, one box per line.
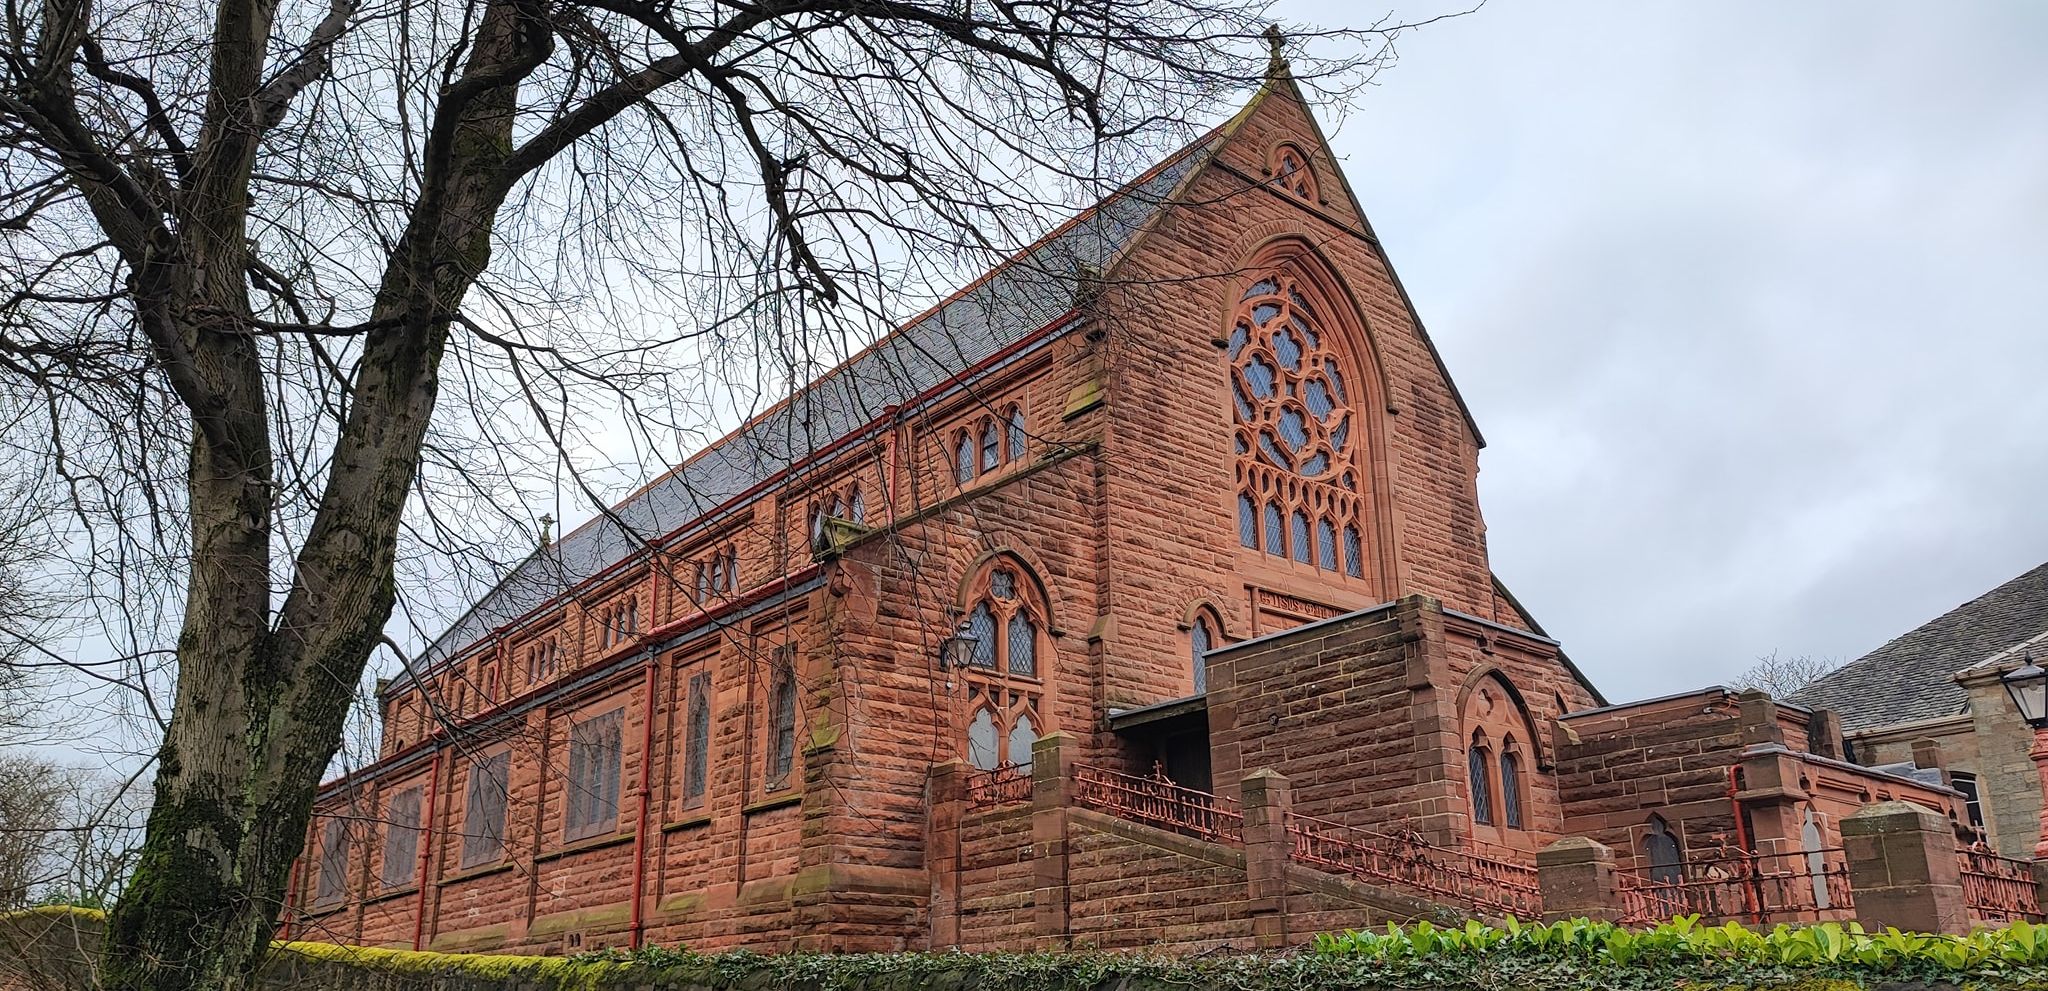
<box><xmin>9</xmin><ymin>908</ymin><xmax>2048</xmax><ymax>991</ymax></box>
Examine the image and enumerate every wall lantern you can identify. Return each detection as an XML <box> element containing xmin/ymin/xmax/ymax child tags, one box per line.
<box><xmin>2002</xmin><ymin>656</ymin><xmax>2048</xmax><ymax>728</ymax></box>
<box><xmin>940</xmin><ymin>624</ymin><xmax>980</xmax><ymax>670</ymax></box>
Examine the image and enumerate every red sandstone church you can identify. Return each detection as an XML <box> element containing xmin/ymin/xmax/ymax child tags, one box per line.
<box><xmin>282</xmin><ymin>72</ymin><xmax>2001</xmax><ymax>953</ymax></box>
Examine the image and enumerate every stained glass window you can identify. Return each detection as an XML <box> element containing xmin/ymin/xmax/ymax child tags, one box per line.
<box><xmin>981</xmin><ymin>418</ymin><xmax>1000</xmax><ymax>472</ymax></box>
<box><xmin>847</xmin><ymin>488</ymin><xmax>865</xmax><ymax>524</ymax></box>
<box><xmin>1343</xmin><ymin>525</ymin><xmax>1363</xmax><ymax>578</ymax></box>
<box><xmin>954</xmin><ymin>431</ymin><xmax>973</xmax><ymax>484</ymax></box>
<box><xmin>1006</xmin><ymin>612</ymin><xmax>1037</xmax><ymax>677</ymax></box>
<box><xmin>1501</xmin><ymin>750</ymin><xmax>1524</xmax><ymax>829</ymax></box>
<box><xmin>768</xmin><ymin>667</ymin><xmax>796</xmax><ymax>784</ymax></box>
<box><xmin>683</xmin><ymin>673</ymin><xmax>711</xmax><ymax>807</ymax></box>
<box><xmin>1007</xmin><ymin>406</ymin><xmax>1027</xmax><ymax>461</ymax></box>
<box><xmin>1468</xmin><ymin>738</ymin><xmax>1493</xmax><ymax>826</ymax></box>
<box><xmin>967</xmin><ymin>603</ymin><xmax>997</xmax><ymax>668</ymax></box>
<box><xmin>1191</xmin><ymin>616</ymin><xmax>1213</xmax><ymax>694</ymax></box>
<box><xmin>958</xmin><ymin>559</ymin><xmax>1051</xmax><ymax>775</ymax></box>
<box><xmin>1227</xmin><ymin>268</ymin><xmax>1364</xmax><ymax>574</ymax></box>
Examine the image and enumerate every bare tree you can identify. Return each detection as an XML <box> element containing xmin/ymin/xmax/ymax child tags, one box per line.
<box><xmin>1731</xmin><ymin>649</ymin><xmax>1841</xmax><ymax>699</ymax></box>
<box><xmin>0</xmin><ymin>755</ymin><xmax>70</xmax><ymax>909</ymax></box>
<box><xmin>0</xmin><ymin>0</ymin><xmax>1462</xmax><ymax>985</ymax></box>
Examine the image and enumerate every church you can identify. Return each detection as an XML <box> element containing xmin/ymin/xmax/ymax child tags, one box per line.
<box><xmin>281</xmin><ymin>69</ymin><xmax>1983</xmax><ymax>954</ymax></box>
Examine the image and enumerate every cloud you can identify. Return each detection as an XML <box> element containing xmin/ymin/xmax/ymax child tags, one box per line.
<box><xmin>1298</xmin><ymin>0</ymin><xmax>2048</xmax><ymax>700</ymax></box>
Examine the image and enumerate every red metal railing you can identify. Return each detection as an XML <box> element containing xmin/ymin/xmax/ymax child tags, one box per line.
<box><xmin>1287</xmin><ymin>812</ymin><xmax>1542</xmax><ymax>919</ymax></box>
<box><xmin>1959</xmin><ymin>844</ymin><xmax>2042</xmax><ymax>923</ymax></box>
<box><xmin>1616</xmin><ymin>848</ymin><xmax>1853</xmax><ymax>926</ymax></box>
<box><xmin>965</xmin><ymin>764</ymin><xmax>1033</xmax><ymax>809</ymax></box>
<box><xmin>1071</xmin><ymin>764</ymin><xmax>1243</xmax><ymax>844</ymax></box>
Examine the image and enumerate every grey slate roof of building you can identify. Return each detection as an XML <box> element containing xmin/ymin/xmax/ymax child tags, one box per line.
<box><xmin>1789</xmin><ymin>560</ymin><xmax>2048</xmax><ymax>732</ymax></box>
<box><xmin>406</xmin><ymin>136</ymin><xmax>1218</xmax><ymax>676</ymax></box>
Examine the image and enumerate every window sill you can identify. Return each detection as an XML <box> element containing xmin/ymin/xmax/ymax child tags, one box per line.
<box><xmin>538</xmin><ymin>828</ymin><xmax>634</xmax><ymax>863</ymax></box>
<box><xmin>364</xmin><ymin>884</ymin><xmax>419</xmax><ymax>906</ymax></box>
<box><xmin>441</xmin><ymin>860</ymin><xmax>515</xmax><ymax>885</ymax></box>
<box><xmin>661</xmin><ymin>813</ymin><xmax>714</xmax><ymax>833</ymax></box>
<box><xmin>300</xmin><ymin>900</ymin><xmax>347</xmax><ymax>919</ymax></box>
<box><xmin>743</xmin><ymin>793</ymin><xmax>802</xmax><ymax>815</ymax></box>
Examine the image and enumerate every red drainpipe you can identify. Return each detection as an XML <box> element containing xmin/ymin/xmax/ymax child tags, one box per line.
<box><xmin>411</xmin><ymin>749</ymin><xmax>443</xmax><ymax>950</ymax></box>
<box><xmin>882</xmin><ymin>408</ymin><xmax>901</xmax><ymax>525</ymax></box>
<box><xmin>628</xmin><ymin>659</ymin><xmax>659</xmax><ymax>947</ymax></box>
<box><xmin>1727</xmin><ymin>764</ymin><xmax>1752</xmax><ymax>852</ymax></box>
<box><xmin>1727</xmin><ymin>763</ymin><xmax>1764</xmax><ymax>925</ymax></box>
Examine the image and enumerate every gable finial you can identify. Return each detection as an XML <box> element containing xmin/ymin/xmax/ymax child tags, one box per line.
<box><xmin>1263</xmin><ymin>25</ymin><xmax>1288</xmax><ymax>78</ymax></box>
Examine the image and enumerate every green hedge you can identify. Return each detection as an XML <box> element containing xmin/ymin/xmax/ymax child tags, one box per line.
<box><xmin>12</xmin><ymin>908</ymin><xmax>2048</xmax><ymax>990</ymax></box>
<box><xmin>1313</xmin><ymin>916</ymin><xmax>2048</xmax><ymax>985</ymax></box>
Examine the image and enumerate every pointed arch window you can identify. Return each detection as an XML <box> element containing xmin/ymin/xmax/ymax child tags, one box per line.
<box><xmin>766</xmin><ymin>659</ymin><xmax>797</xmax><ymax>787</ymax></box>
<box><xmin>980</xmin><ymin>418</ymin><xmax>1001</xmax><ymax>472</ymax></box>
<box><xmin>1644</xmin><ymin>816</ymin><xmax>1682</xmax><ymax>885</ymax></box>
<box><xmin>954</xmin><ymin>430</ymin><xmax>974</xmax><ymax>485</ymax></box>
<box><xmin>1007</xmin><ymin>712</ymin><xmax>1039</xmax><ymax>768</ymax></box>
<box><xmin>683</xmin><ymin>672</ymin><xmax>712</xmax><ymax>809</ymax></box>
<box><xmin>1006</xmin><ymin>612</ymin><xmax>1037</xmax><ymax>677</ymax></box>
<box><xmin>958</xmin><ymin>559</ymin><xmax>1051</xmax><ymax>771</ymax></box>
<box><xmin>1190</xmin><ymin>612</ymin><xmax>1219</xmax><ymax>694</ymax></box>
<box><xmin>1500</xmin><ymin>743</ymin><xmax>1525</xmax><ymax>829</ymax></box>
<box><xmin>1271</xmin><ymin>143</ymin><xmax>1318</xmax><ymax>201</ymax></box>
<box><xmin>1006</xmin><ymin>406</ymin><xmax>1028</xmax><ymax>461</ymax></box>
<box><xmin>847</xmin><ymin>487</ymin><xmax>865</xmax><ymax>525</ymax></box>
<box><xmin>1227</xmin><ymin>268</ymin><xmax>1365</xmax><ymax>577</ymax></box>
<box><xmin>1468</xmin><ymin>731</ymin><xmax>1494</xmax><ymax>826</ymax></box>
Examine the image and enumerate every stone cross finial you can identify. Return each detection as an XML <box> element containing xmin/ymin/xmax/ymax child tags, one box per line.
<box><xmin>539</xmin><ymin>513</ymin><xmax>554</xmax><ymax>548</ymax></box>
<box><xmin>1264</xmin><ymin>25</ymin><xmax>1287</xmax><ymax>76</ymax></box>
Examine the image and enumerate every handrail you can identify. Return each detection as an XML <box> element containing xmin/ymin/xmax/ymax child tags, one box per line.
<box><xmin>1959</xmin><ymin>844</ymin><xmax>2042</xmax><ymax>923</ymax></box>
<box><xmin>1070</xmin><ymin>763</ymin><xmax>1243</xmax><ymax>844</ymax></box>
<box><xmin>1615</xmin><ymin>847</ymin><xmax>1852</xmax><ymax>925</ymax></box>
<box><xmin>1286</xmin><ymin>810</ymin><xmax>1541</xmax><ymax>919</ymax></box>
<box><xmin>964</xmin><ymin>764</ymin><xmax>1033</xmax><ymax>809</ymax></box>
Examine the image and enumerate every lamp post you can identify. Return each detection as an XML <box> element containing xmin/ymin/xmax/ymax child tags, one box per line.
<box><xmin>1999</xmin><ymin>657</ymin><xmax>2048</xmax><ymax>859</ymax></box>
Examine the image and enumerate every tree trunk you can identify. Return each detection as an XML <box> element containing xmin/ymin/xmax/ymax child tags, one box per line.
<box><xmin>95</xmin><ymin>1</ymin><xmax>540</xmax><ymax>985</ymax></box>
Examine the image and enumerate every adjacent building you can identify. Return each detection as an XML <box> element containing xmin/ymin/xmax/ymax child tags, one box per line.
<box><xmin>1791</xmin><ymin>561</ymin><xmax>2048</xmax><ymax>860</ymax></box>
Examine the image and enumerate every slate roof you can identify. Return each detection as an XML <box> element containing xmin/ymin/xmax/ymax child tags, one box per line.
<box><xmin>405</xmin><ymin>134</ymin><xmax>1219</xmax><ymax>678</ymax></box>
<box><xmin>1789</xmin><ymin>560</ymin><xmax>2048</xmax><ymax>732</ymax></box>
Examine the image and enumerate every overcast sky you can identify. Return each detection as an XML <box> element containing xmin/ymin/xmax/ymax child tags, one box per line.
<box><xmin>1288</xmin><ymin>0</ymin><xmax>2048</xmax><ymax>701</ymax></box>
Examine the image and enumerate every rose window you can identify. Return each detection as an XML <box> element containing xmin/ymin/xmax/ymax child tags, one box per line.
<box><xmin>1228</xmin><ymin>272</ymin><xmax>1365</xmax><ymax>578</ymax></box>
